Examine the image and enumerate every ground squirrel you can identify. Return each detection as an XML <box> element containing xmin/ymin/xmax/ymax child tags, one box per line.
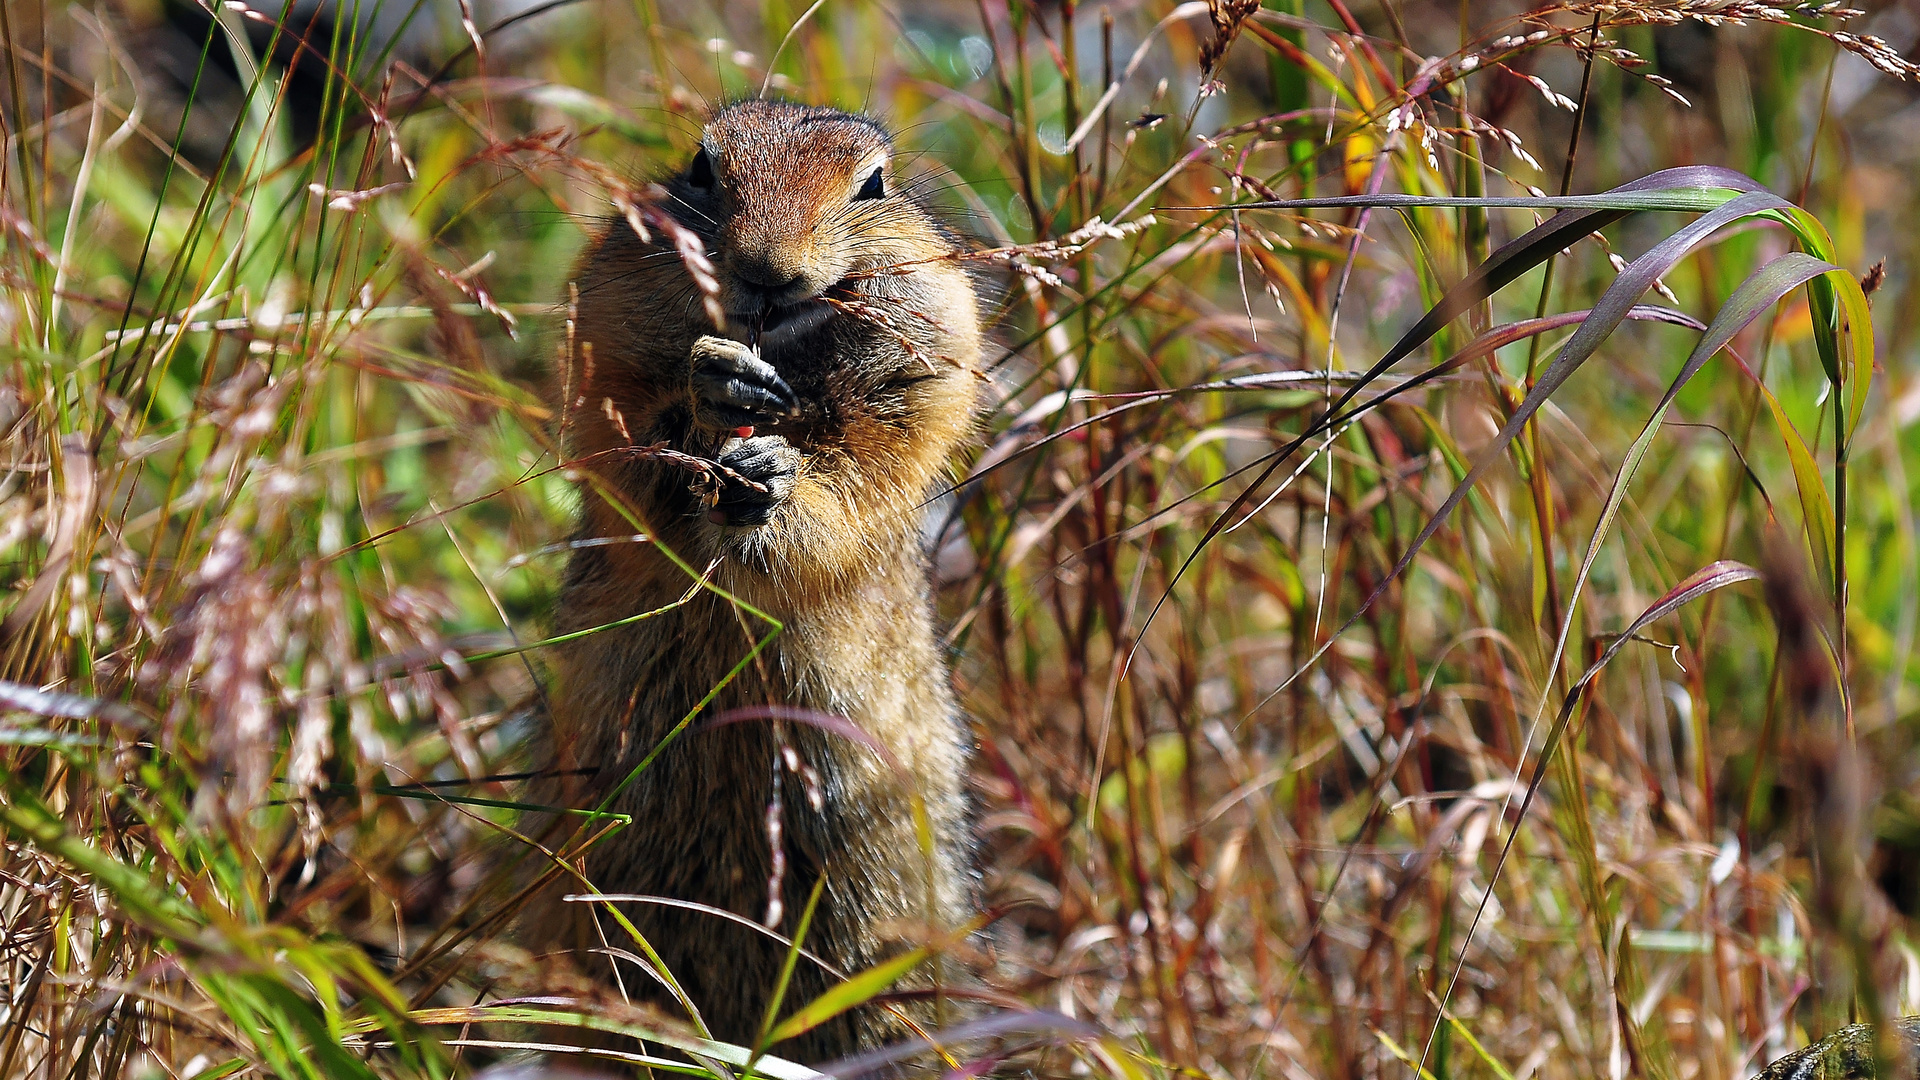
<box><xmin>533</xmin><ymin>100</ymin><xmax>984</xmax><ymax>1064</ymax></box>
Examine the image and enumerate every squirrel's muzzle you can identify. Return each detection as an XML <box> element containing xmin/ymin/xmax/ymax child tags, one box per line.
<box><xmin>731</xmin><ymin>257</ymin><xmax>814</xmax><ymax>307</ymax></box>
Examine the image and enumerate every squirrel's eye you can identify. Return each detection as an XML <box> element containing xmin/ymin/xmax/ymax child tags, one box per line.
<box><xmin>854</xmin><ymin>166</ymin><xmax>885</xmax><ymax>201</ymax></box>
<box><xmin>688</xmin><ymin>148</ymin><xmax>715</xmax><ymax>190</ymax></box>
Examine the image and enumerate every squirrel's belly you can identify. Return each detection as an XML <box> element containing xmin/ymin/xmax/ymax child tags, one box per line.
<box><xmin>572</xmin><ymin>646</ymin><xmax>963</xmax><ymax>1057</ymax></box>
<box><xmin>549</xmin><ymin>575</ymin><xmax>972</xmax><ymax>1059</ymax></box>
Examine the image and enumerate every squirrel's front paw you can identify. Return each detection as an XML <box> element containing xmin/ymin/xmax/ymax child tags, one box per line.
<box><xmin>691</xmin><ymin>335</ymin><xmax>795</xmax><ymax>433</ymax></box>
<box><xmin>709</xmin><ymin>436</ymin><xmax>800</xmax><ymax>527</ymax></box>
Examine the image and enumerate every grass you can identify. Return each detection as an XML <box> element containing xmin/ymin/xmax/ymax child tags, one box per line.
<box><xmin>2</xmin><ymin>0</ymin><xmax>1918</xmax><ymax>1077</ymax></box>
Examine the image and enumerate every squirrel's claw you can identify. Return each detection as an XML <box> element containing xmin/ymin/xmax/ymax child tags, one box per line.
<box><xmin>708</xmin><ymin>435</ymin><xmax>801</xmax><ymax>527</ymax></box>
<box><xmin>691</xmin><ymin>335</ymin><xmax>796</xmax><ymax>430</ymax></box>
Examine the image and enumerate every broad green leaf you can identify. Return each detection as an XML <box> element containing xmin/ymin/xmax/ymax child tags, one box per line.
<box><xmin>1543</xmin><ymin>251</ymin><xmax>1839</xmax><ymax>741</ymax></box>
<box><xmin>1756</xmin><ymin>377</ymin><xmax>1838</xmax><ymax>587</ymax></box>
<box><xmin>1133</xmin><ymin>167</ymin><xmax>1778</xmax><ymax>668</ymax></box>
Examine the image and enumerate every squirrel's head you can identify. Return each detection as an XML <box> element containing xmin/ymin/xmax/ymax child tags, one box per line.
<box><xmin>668</xmin><ymin>100</ymin><xmax>958</xmax><ymax>346</ymax></box>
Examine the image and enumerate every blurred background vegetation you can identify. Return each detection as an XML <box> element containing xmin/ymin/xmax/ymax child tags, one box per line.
<box><xmin>2</xmin><ymin>0</ymin><xmax>1919</xmax><ymax>1077</ymax></box>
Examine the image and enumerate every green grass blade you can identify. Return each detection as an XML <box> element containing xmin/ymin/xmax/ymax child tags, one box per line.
<box><xmin>752</xmin><ymin>876</ymin><xmax>830</xmax><ymax>1063</ymax></box>
<box><xmin>1371</xmin><ymin>1025</ymin><xmax>1440</xmax><ymax>1080</ymax></box>
<box><xmin>765</xmin><ymin>948</ymin><xmax>931</xmax><ymax>1046</ymax></box>
<box><xmin>1442</xmin><ymin>1009</ymin><xmax>1518</xmax><ymax>1080</ymax></box>
<box><xmin>399</xmin><ymin>1004</ymin><xmax>825</xmax><ymax>1079</ymax></box>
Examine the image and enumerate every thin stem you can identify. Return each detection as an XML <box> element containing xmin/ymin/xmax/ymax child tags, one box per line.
<box><xmin>1523</xmin><ymin>13</ymin><xmax>1603</xmax><ymax>382</ymax></box>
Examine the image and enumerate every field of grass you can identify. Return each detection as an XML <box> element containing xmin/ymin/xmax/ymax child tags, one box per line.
<box><xmin>3</xmin><ymin>0</ymin><xmax>1919</xmax><ymax>1077</ymax></box>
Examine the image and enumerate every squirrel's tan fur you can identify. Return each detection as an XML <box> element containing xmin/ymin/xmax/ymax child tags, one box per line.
<box><xmin>531</xmin><ymin>100</ymin><xmax>983</xmax><ymax>1065</ymax></box>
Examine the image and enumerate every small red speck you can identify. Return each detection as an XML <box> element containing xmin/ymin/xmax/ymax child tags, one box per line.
<box><xmin>735</xmin><ymin>425</ymin><xmax>755</xmax><ymax>438</ymax></box>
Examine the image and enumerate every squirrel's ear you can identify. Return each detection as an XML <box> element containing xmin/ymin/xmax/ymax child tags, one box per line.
<box><xmin>688</xmin><ymin>147</ymin><xmax>715</xmax><ymax>189</ymax></box>
<box><xmin>854</xmin><ymin>166</ymin><xmax>885</xmax><ymax>201</ymax></box>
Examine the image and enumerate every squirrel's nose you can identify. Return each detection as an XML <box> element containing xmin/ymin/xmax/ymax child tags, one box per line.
<box><xmin>733</xmin><ymin>255</ymin><xmax>809</xmax><ymax>296</ymax></box>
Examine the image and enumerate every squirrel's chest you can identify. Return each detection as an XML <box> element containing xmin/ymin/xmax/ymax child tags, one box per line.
<box><xmin>588</xmin><ymin>705</ymin><xmax>894</xmax><ymax>905</ymax></box>
<box><xmin>569</xmin><ymin>601</ymin><xmax>862</xmax><ymax>765</ymax></box>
